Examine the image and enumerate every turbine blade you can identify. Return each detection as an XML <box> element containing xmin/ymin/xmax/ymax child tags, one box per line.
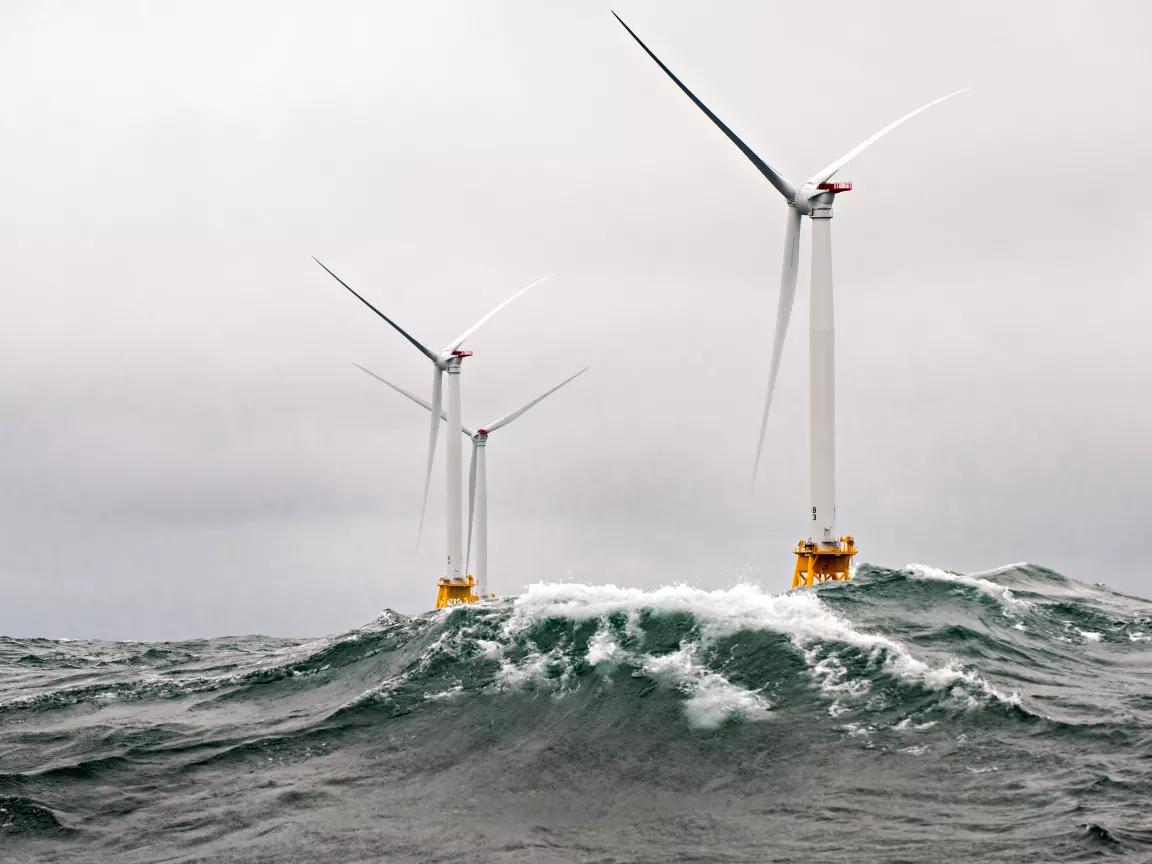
<box><xmin>416</xmin><ymin>368</ymin><xmax>442</xmax><ymax>548</ymax></box>
<box><xmin>444</xmin><ymin>275</ymin><xmax>552</xmax><ymax>354</ymax></box>
<box><xmin>313</xmin><ymin>258</ymin><xmax>438</xmax><ymax>363</ymax></box>
<box><xmin>612</xmin><ymin>12</ymin><xmax>795</xmax><ymax>203</ymax></box>
<box><xmin>354</xmin><ymin>363</ymin><xmax>435</xmax><ymax>412</ymax></box>
<box><xmin>353</xmin><ymin>363</ymin><xmax>476</xmax><ymax>436</ymax></box>
<box><xmin>483</xmin><ymin>367</ymin><xmax>589</xmax><ymax>433</ymax></box>
<box><xmin>805</xmin><ymin>88</ymin><xmax>971</xmax><ymax>186</ymax></box>
<box><xmin>465</xmin><ymin>440</ymin><xmax>477</xmax><ymax>576</ymax></box>
<box><xmin>752</xmin><ymin>207</ymin><xmax>802</xmax><ymax>486</ymax></box>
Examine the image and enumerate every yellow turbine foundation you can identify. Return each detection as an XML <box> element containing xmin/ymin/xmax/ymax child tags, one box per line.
<box><xmin>435</xmin><ymin>575</ymin><xmax>479</xmax><ymax>609</ymax></box>
<box><xmin>791</xmin><ymin>536</ymin><xmax>857</xmax><ymax>589</ymax></box>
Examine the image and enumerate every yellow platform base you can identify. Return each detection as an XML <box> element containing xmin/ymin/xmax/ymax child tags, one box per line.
<box><xmin>435</xmin><ymin>575</ymin><xmax>480</xmax><ymax>609</ymax></box>
<box><xmin>791</xmin><ymin>536</ymin><xmax>858</xmax><ymax>589</ymax></box>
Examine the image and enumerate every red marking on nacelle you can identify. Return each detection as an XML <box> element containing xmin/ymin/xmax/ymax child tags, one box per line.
<box><xmin>476</xmin><ymin>428</ymin><xmax>489</xmax><ymax>435</ymax></box>
<box><xmin>818</xmin><ymin>182</ymin><xmax>853</xmax><ymax>192</ymax></box>
<box><xmin>452</xmin><ymin>349</ymin><xmax>474</xmax><ymax>357</ymax></box>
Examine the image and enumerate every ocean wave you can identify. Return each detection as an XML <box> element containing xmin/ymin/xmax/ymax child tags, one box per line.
<box><xmin>5</xmin><ymin>563</ymin><xmax>1152</xmax><ymax>862</ymax></box>
<box><xmin>496</xmin><ymin>581</ymin><xmax>1019</xmax><ymax>721</ymax></box>
<box><xmin>904</xmin><ymin>563</ymin><xmax>1031</xmax><ymax>614</ymax></box>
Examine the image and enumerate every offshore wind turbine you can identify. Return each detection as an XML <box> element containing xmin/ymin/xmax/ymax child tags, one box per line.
<box><xmin>314</xmin><ymin>259</ymin><xmax>550</xmax><ymax>606</ymax></box>
<box><xmin>354</xmin><ymin>364</ymin><xmax>588</xmax><ymax>597</ymax></box>
<box><xmin>612</xmin><ymin>12</ymin><xmax>968</xmax><ymax>588</ymax></box>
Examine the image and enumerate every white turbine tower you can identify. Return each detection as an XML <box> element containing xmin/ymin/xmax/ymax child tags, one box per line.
<box><xmin>613</xmin><ymin>13</ymin><xmax>968</xmax><ymax>588</ymax></box>
<box><xmin>354</xmin><ymin>364</ymin><xmax>588</xmax><ymax>596</ymax></box>
<box><xmin>314</xmin><ymin>259</ymin><xmax>550</xmax><ymax>606</ymax></box>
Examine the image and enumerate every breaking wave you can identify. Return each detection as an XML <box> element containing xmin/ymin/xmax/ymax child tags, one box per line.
<box><xmin>3</xmin><ymin>562</ymin><xmax>1151</xmax><ymax>862</ymax></box>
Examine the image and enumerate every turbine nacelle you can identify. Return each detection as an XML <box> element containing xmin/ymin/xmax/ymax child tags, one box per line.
<box><xmin>792</xmin><ymin>181</ymin><xmax>854</xmax><ymax>214</ymax></box>
<box><xmin>438</xmin><ymin>348</ymin><xmax>474</xmax><ymax>370</ymax></box>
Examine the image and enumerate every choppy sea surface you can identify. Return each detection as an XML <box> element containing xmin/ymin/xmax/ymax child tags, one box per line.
<box><xmin>2</xmin><ymin>563</ymin><xmax>1151</xmax><ymax>863</ymax></box>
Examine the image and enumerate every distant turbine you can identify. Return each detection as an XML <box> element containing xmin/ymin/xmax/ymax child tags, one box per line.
<box><xmin>613</xmin><ymin>12</ymin><xmax>968</xmax><ymax>586</ymax></box>
<box><xmin>315</xmin><ymin>259</ymin><xmax>549</xmax><ymax>600</ymax></box>
<box><xmin>355</xmin><ymin>364</ymin><xmax>588</xmax><ymax>596</ymax></box>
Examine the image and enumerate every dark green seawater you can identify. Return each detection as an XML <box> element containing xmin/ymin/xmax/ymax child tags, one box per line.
<box><xmin>2</xmin><ymin>563</ymin><xmax>1151</xmax><ymax>862</ymax></box>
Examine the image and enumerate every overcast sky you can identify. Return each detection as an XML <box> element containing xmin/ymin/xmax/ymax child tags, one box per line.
<box><xmin>2</xmin><ymin>0</ymin><xmax>1150</xmax><ymax>639</ymax></box>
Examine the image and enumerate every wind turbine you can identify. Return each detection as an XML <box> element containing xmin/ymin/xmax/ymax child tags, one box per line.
<box><xmin>354</xmin><ymin>363</ymin><xmax>588</xmax><ymax>597</ymax></box>
<box><xmin>612</xmin><ymin>12</ymin><xmax>969</xmax><ymax>588</ymax></box>
<box><xmin>313</xmin><ymin>259</ymin><xmax>550</xmax><ymax>605</ymax></box>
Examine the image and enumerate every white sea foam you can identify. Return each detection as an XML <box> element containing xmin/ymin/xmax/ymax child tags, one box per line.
<box><xmin>495</xmin><ymin>647</ymin><xmax>568</xmax><ymax>691</ymax></box>
<box><xmin>640</xmin><ymin>646</ymin><xmax>771</xmax><ymax>729</ymax></box>
<box><xmin>842</xmin><ymin>722</ymin><xmax>873</xmax><ymax>738</ymax></box>
<box><xmin>506</xmin><ymin>582</ymin><xmax>1012</xmax><ymax>705</ymax></box>
<box><xmin>803</xmin><ymin>648</ymin><xmax>871</xmax><ymax>696</ymax></box>
<box><xmin>585</xmin><ymin>625</ymin><xmax>624</xmax><ymax>666</ymax></box>
<box><xmin>474</xmin><ymin>638</ymin><xmax>503</xmax><ymax>660</ymax></box>
<box><xmin>424</xmin><ymin>684</ymin><xmax>463</xmax><ymax>701</ymax></box>
<box><xmin>511</xmin><ymin>582</ymin><xmax>903</xmax><ymax>663</ymax></box>
<box><xmin>905</xmin><ymin>564</ymin><xmax>1030</xmax><ymax>614</ymax></box>
<box><xmin>495</xmin><ymin>633</ymin><xmax>771</xmax><ymax>728</ymax></box>
<box><xmin>894</xmin><ymin>717</ymin><xmax>937</xmax><ymax>732</ymax></box>
<box><xmin>1078</xmin><ymin>630</ymin><xmax>1102</xmax><ymax>642</ymax></box>
<box><xmin>683</xmin><ymin>674</ymin><xmax>771</xmax><ymax>729</ymax></box>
